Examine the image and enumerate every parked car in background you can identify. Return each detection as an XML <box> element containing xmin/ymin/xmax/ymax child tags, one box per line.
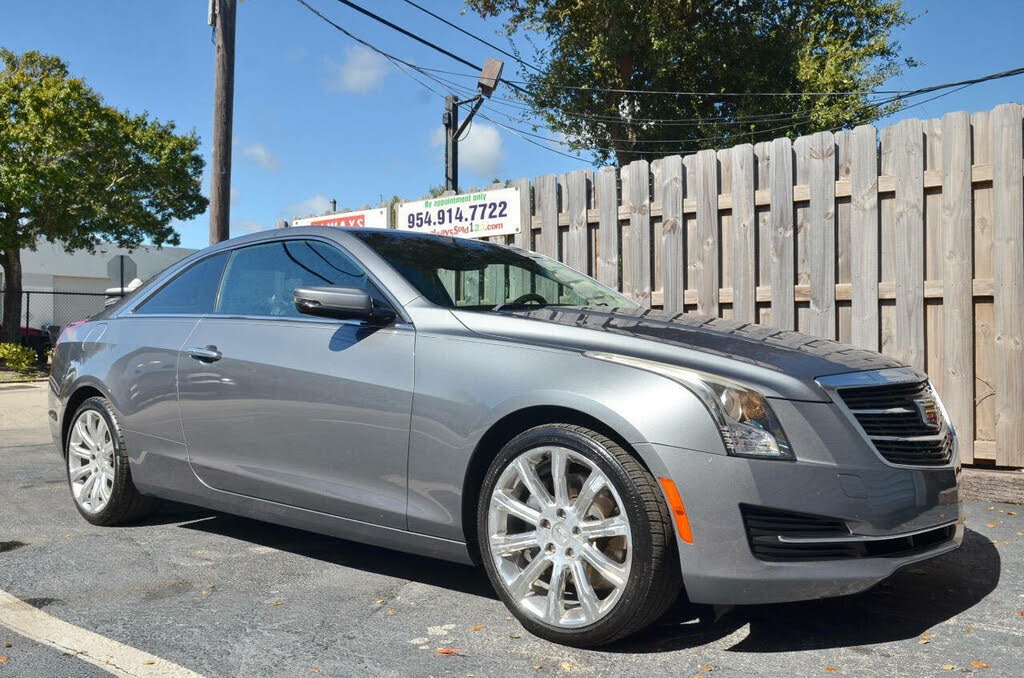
<box><xmin>48</xmin><ymin>227</ymin><xmax>962</xmax><ymax>647</ymax></box>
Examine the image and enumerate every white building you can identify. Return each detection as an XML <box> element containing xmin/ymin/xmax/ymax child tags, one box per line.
<box><xmin>2</xmin><ymin>238</ymin><xmax>196</xmax><ymax>329</ymax></box>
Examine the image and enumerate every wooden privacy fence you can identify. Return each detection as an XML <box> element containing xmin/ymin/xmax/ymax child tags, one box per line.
<box><xmin>475</xmin><ymin>102</ymin><xmax>1024</xmax><ymax>468</ymax></box>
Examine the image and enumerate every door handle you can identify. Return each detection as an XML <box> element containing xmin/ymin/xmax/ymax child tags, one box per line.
<box><xmin>186</xmin><ymin>345</ymin><xmax>222</xmax><ymax>363</ymax></box>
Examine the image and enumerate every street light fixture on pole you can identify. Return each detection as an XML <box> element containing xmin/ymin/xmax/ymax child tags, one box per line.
<box><xmin>443</xmin><ymin>58</ymin><xmax>503</xmax><ymax>193</ymax></box>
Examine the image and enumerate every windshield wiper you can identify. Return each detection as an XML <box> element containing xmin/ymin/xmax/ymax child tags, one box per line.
<box><xmin>491</xmin><ymin>300</ymin><xmax>548</xmax><ymax>313</ymax></box>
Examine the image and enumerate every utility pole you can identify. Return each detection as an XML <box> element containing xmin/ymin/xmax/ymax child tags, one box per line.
<box><xmin>443</xmin><ymin>95</ymin><xmax>459</xmax><ymax>192</ymax></box>
<box><xmin>208</xmin><ymin>0</ymin><xmax>236</xmax><ymax>245</ymax></box>
<box><xmin>442</xmin><ymin>58</ymin><xmax>504</xmax><ymax>194</ymax></box>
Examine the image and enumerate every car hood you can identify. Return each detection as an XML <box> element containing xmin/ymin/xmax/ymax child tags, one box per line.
<box><xmin>453</xmin><ymin>306</ymin><xmax>905</xmax><ymax>402</ymax></box>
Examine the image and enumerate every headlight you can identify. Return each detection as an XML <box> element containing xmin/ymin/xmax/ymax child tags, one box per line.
<box><xmin>585</xmin><ymin>352</ymin><xmax>794</xmax><ymax>460</ymax></box>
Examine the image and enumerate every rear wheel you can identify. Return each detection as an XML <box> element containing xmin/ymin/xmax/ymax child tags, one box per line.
<box><xmin>66</xmin><ymin>396</ymin><xmax>153</xmax><ymax>525</ymax></box>
<box><xmin>477</xmin><ymin>424</ymin><xmax>681</xmax><ymax>647</ymax></box>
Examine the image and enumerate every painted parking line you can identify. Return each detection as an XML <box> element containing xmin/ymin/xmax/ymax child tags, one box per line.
<box><xmin>0</xmin><ymin>589</ymin><xmax>205</xmax><ymax>678</ymax></box>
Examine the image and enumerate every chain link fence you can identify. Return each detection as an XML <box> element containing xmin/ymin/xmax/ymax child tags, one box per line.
<box><xmin>1</xmin><ymin>288</ymin><xmax>113</xmax><ymax>349</ymax></box>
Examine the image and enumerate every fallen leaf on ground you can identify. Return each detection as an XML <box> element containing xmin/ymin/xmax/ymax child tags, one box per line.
<box><xmin>374</xmin><ymin>599</ymin><xmax>385</xmax><ymax>605</ymax></box>
<box><xmin>988</xmin><ymin>506</ymin><xmax>995</xmax><ymax>510</ymax></box>
<box><xmin>825</xmin><ymin>669</ymin><xmax>837</xmax><ymax>674</ymax></box>
<box><xmin>143</xmin><ymin>660</ymin><xmax>156</xmax><ymax>665</ymax></box>
<box><xmin>309</xmin><ymin>668</ymin><xmax>321</xmax><ymax>674</ymax></box>
<box><xmin>0</xmin><ymin>656</ymin><xmax>7</xmax><ymax>663</ymax></box>
<box><xmin>470</xmin><ymin>624</ymin><xmax>485</xmax><ymax>632</ymax></box>
<box><xmin>970</xmin><ymin>661</ymin><xmax>990</xmax><ymax>669</ymax></box>
<box><xmin>436</xmin><ymin>647</ymin><xmax>464</xmax><ymax>656</ymax></box>
<box><xmin>387</xmin><ymin>608</ymin><xmax>395</xmax><ymax>615</ymax></box>
<box><xmin>1019</xmin><ymin>611</ymin><xmax>1024</xmax><ymax>617</ymax></box>
<box><xmin>270</xmin><ymin>601</ymin><xmax>283</xmax><ymax>607</ymax></box>
<box><xmin>1007</xmin><ymin>511</ymin><xmax>1016</xmax><ymax>516</ymax></box>
<box><xmin>965</xmin><ymin>626</ymin><xmax>973</xmax><ymax>633</ymax></box>
<box><xmin>700</xmin><ymin>665</ymin><xmax>711</xmax><ymax>672</ymax></box>
<box><xmin>561</xmin><ymin>661</ymin><xmax>572</xmax><ymax>672</ymax></box>
<box><xmin>1</xmin><ymin>643</ymin><xmax>9</xmax><ymax>648</ymax></box>
<box><xmin>532</xmin><ymin>666</ymin><xmax>542</xmax><ymax>671</ymax></box>
<box><xmin>985</xmin><ymin>522</ymin><xmax>998</xmax><ymax>528</ymax></box>
<box><xmin>1005</xmin><ymin>541</ymin><xmax>1010</xmax><ymax>547</ymax></box>
<box><xmin>941</xmin><ymin>664</ymin><xmax>955</xmax><ymax>671</ymax></box>
<box><xmin>918</xmin><ymin>638</ymin><xmax>930</xmax><ymax>645</ymax></box>
<box><xmin>509</xmin><ymin>633</ymin><xmax>521</xmax><ymax>639</ymax></box>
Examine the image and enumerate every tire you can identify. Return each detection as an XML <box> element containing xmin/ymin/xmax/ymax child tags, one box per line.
<box><xmin>477</xmin><ymin>424</ymin><xmax>681</xmax><ymax>647</ymax></box>
<box><xmin>65</xmin><ymin>396</ymin><xmax>154</xmax><ymax>526</ymax></box>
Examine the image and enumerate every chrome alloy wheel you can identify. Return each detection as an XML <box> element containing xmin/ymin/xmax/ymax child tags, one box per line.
<box><xmin>487</xmin><ymin>446</ymin><xmax>632</xmax><ymax>628</ymax></box>
<box><xmin>67</xmin><ymin>409</ymin><xmax>115</xmax><ymax>513</ymax></box>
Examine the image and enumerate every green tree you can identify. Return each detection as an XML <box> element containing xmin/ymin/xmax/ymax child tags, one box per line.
<box><xmin>0</xmin><ymin>49</ymin><xmax>207</xmax><ymax>341</ymax></box>
<box><xmin>466</xmin><ymin>0</ymin><xmax>914</xmax><ymax>165</ymax></box>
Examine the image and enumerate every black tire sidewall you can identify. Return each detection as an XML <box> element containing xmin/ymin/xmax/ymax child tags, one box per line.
<box><xmin>477</xmin><ymin>425</ymin><xmax>661</xmax><ymax>646</ymax></box>
<box><xmin>65</xmin><ymin>396</ymin><xmax>135</xmax><ymax>525</ymax></box>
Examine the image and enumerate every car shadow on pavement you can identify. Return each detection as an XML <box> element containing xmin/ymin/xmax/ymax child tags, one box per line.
<box><xmin>610</xmin><ymin>528</ymin><xmax>1000</xmax><ymax>654</ymax></box>
<box><xmin>177</xmin><ymin>512</ymin><xmax>497</xmax><ymax>599</ymax></box>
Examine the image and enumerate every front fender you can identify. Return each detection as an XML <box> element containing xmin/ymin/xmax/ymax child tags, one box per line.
<box><xmin>406</xmin><ymin>334</ymin><xmax>726</xmax><ymax>540</ymax></box>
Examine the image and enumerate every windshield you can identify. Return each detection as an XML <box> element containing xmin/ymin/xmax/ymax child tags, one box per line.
<box><xmin>351</xmin><ymin>230</ymin><xmax>639</xmax><ymax>311</ymax></box>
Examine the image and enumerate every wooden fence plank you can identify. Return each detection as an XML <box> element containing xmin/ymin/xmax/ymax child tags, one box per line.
<box><xmin>893</xmin><ymin>118</ymin><xmax>925</xmax><ymax>369</ymax></box>
<box><xmin>991</xmin><ymin>103</ymin><xmax>1024</xmax><ymax>467</ymax></box>
<box><xmin>850</xmin><ymin>124</ymin><xmax>879</xmax><ymax>350</ymax></box>
<box><xmin>941</xmin><ymin>111</ymin><xmax>975</xmax><ymax>463</ymax></box>
<box><xmin>596</xmin><ymin>166</ymin><xmax>619</xmax><ymax>290</ymax></box>
<box><xmin>566</xmin><ymin>169</ymin><xmax>589</xmax><ymax>275</ymax></box>
<box><xmin>755</xmin><ymin>141</ymin><xmax>772</xmax><ymax>326</ymax></box>
<box><xmin>731</xmin><ymin>144</ymin><xmax>756</xmax><ymax>322</ymax></box>
<box><xmin>971</xmin><ymin>111</ymin><xmax>996</xmax><ymax>449</ymax></box>
<box><xmin>807</xmin><ymin>131</ymin><xmax>837</xmax><ymax>338</ymax></box>
<box><xmin>506</xmin><ymin>177</ymin><xmax>532</xmax><ymax>300</ymax></box>
<box><xmin>535</xmin><ymin>174</ymin><xmax>559</xmax><ymax>300</ymax></box>
<box><xmin>623</xmin><ymin>159</ymin><xmax>652</xmax><ymax>305</ymax></box>
<box><xmin>661</xmin><ymin>155</ymin><xmax>685</xmax><ymax>315</ymax></box>
<box><xmin>923</xmin><ymin>118</ymin><xmax>945</xmax><ymax>411</ymax></box>
<box><xmin>769</xmin><ymin>137</ymin><xmax>795</xmax><ymax>329</ymax></box>
<box><xmin>651</xmin><ymin>158</ymin><xmax>665</xmax><ymax>303</ymax></box>
<box><xmin>694</xmin><ymin>150</ymin><xmax>719</xmax><ymax>315</ymax></box>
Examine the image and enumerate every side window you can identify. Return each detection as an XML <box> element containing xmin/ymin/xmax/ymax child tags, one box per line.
<box><xmin>134</xmin><ymin>252</ymin><xmax>227</xmax><ymax>315</ymax></box>
<box><xmin>214</xmin><ymin>240</ymin><xmax>386</xmax><ymax>318</ymax></box>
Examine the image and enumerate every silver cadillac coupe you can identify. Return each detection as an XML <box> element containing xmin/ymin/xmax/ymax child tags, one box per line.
<box><xmin>49</xmin><ymin>227</ymin><xmax>962</xmax><ymax>647</ymax></box>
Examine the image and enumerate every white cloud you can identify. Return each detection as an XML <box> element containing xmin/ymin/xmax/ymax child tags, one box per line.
<box><xmin>241</xmin><ymin>143</ymin><xmax>279</xmax><ymax>170</ymax></box>
<box><xmin>283</xmin><ymin>193</ymin><xmax>332</xmax><ymax>219</ymax></box>
<box><xmin>325</xmin><ymin>46</ymin><xmax>388</xmax><ymax>94</ymax></box>
<box><xmin>430</xmin><ymin>122</ymin><xmax>505</xmax><ymax>178</ymax></box>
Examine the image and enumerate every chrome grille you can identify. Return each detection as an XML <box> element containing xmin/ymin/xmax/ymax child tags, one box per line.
<box><xmin>836</xmin><ymin>379</ymin><xmax>954</xmax><ymax>466</ymax></box>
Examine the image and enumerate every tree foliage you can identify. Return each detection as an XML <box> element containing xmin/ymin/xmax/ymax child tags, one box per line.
<box><xmin>0</xmin><ymin>49</ymin><xmax>207</xmax><ymax>340</ymax></box>
<box><xmin>466</xmin><ymin>0</ymin><xmax>915</xmax><ymax>165</ymax></box>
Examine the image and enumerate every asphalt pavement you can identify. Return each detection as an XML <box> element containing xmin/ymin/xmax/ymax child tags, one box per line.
<box><xmin>1</xmin><ymin>382</ymin><xmax>1022</xmax><ymax>677</ymax></box>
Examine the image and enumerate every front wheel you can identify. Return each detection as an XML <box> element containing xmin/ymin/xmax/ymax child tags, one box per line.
<box><xmin>477</xmin><ymin>424</ymin><xmax>681</xmax><ymax>647</ymax></box>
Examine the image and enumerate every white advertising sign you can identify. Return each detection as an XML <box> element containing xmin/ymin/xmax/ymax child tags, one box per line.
<box><xmin>292</xmin><ymin>207</ymin><xmax>389</xmax><ymax>229</ymax></box>
<box><xmin>397</xmin><ymin>187</ymin><xmax>521</xmax><ymax>239</ymax></box>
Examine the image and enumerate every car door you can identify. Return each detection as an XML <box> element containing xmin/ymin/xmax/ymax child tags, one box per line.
<box><xmin>177</xmin><ymin>238</ymin><xmax>414</xmax><ymax>528</ymax></box>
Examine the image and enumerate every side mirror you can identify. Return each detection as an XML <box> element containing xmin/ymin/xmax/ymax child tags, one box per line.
<box><xmin>294</xmin><ymin>286</ymin><xmax>393</xmax><ymax>323</ymax></box>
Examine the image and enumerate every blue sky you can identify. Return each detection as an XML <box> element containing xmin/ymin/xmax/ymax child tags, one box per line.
<box><xmin>4</xmin><ymin>0</ymin><xmax>1023</xmax><ymax>250</ymax></box>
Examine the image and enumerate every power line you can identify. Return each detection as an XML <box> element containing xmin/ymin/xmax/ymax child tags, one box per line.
<box><xmin>400</xmin><ymin>0</ymin><xmax>541</xmax><ymax>74</ymax></box>
<box><xmin>296</xmin><ymin>0</ymin><xmax>1022</xmax><ymax>161</ymax></box>
<box><xmin>331</xmin><ymin>0</ymin><xmax>483</xmax><ymax>75</ymax></box>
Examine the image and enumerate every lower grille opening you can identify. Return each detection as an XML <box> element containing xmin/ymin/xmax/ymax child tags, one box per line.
<box><xmin>741</xmin><ymin>505</ymin><xmax>956</xmax><ymax>562</ymax></box>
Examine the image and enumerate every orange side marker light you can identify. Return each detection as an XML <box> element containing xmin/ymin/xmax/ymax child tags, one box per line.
<box><xmin>658</xmin><ymin>477</ymin><xmax>694</xmax><ymax>544</ymax></box>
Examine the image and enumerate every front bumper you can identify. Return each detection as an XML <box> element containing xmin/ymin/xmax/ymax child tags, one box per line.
<box><xmin>638</xmin><ymin>398</ymin><xmax>963</xmax><ymax>606</ymax></box>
